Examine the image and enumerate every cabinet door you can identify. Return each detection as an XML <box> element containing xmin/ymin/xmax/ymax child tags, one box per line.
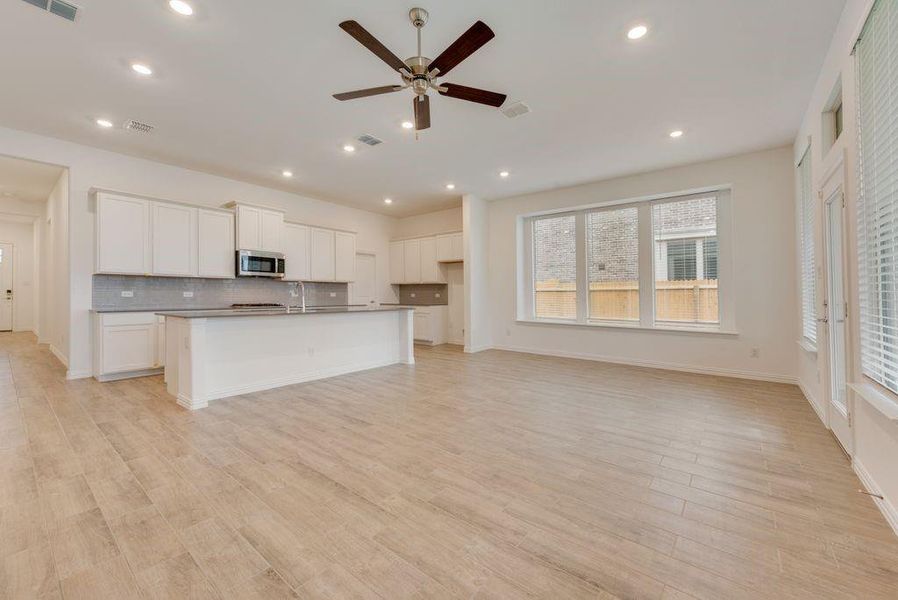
<box><xmin>419</xmin><ymin>237</ymin><xmax>440</xmax><ymax>283</ymax></box>
<box><xmin>96</xmin><ymin>194</ymin><xmax>150</xmax><ymax>274</ymax></box>
<box><xmin>436</xmin><ymin>234</ymin><xmax>453</xmax><ymax>262</ymax></box>
<box><xmin>101</xmin><ymin>313</ymin><xmax>157</xmax><ymax>374</ymax></box>
<box><xmin>236</xmin><ymin>205</ymin><xmax>262</xmax><ymax>250</ymax></box>
<box><xmin>197</xmin><ymin>210</ymin><xmax>235</xmax><ymax>278</ymax></box>
<box><xmin>413</xmin><ymin>310</ymin><xmax>432</xmax><ymax>342</ymax></box>
<box><xmin>404</xmin><ymin>239</ymin><xmax>421</xmax><ymax>283</ymax></box>
<box><xmin>309</xmin><ymin>228</ymin><xmax>335</xmax><ymax>282</ymax></box>
<box><xmin>389</xmin><ymin>241</ymin><xmax>405</xmax><ymax>284</ymax></box>
<box><xmin>451</xmin><ymin>232</ymin><xmax>464</xmax><ymax>261</ymax></box>
<box><xmin>283</xmin><ymin>223</ymin><xmax>310</xmax><ymax>281</ymax></box>
<box><xmin>151</xmin><ymin>202</ymin><xmax>197</xmax><ymax>276</ymax></box>
<box><xmin>334</xmin><ymin>231</ymin><xmax>356</xmax><ymax>282</ymax></box>
<box><xmin>260</xmin><ymin>209</ymin><xmax>284</xmax><ymax>252</ymax></box>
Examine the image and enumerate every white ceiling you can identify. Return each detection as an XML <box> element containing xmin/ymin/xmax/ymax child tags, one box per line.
<box><xmin>0</xmin><ymin>0</ymin><xmax>844</xmax><ymax>216</ymax></box>
<box><xmin>0</xmin><ymin>154</ymin><xmax>64</xmax><ymax>203</ymax></box>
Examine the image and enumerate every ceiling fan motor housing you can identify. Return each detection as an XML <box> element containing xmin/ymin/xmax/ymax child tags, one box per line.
<box><xmin>409</xmin><ymin>8</ymin><xmax>429</xmax><ymax>28</ymax></box>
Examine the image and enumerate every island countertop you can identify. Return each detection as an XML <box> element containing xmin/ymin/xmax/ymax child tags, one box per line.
<box><xmin>156</xmin><ymin>306</ymin><xmax>414</xmax><ymax>319</ymax></box>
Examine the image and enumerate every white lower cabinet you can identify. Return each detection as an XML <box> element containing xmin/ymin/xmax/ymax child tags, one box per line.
<box><xmin>93</xmin><ymin>312</ymin><xmax>165</xmax><ymax>381</ymax></box>
<box><xmin>411</xmin><ymin>306</ymin><xmax>448</xmax><ymax>345</ymax></box>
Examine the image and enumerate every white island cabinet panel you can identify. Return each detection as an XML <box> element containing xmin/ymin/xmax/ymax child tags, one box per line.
<box><xmin>334</xmin><ymin>231</ymin><xmax>356</xmax><ymax>282</ymax></box>
<box><xmin>404</xmin><ymin>239</ymin><xmax>421</xmax><ymax>283</ymax></box>
<box><xmin>390</xmin><ymin>241</ymin><xmax>405</xmax><ymax>284</ymax></box>
<box><xmin>152</xmin><ymin>202</ymin><xmax>197</xmax><ymax>277</ymax></box>
<box><xmin>283</xmin><ymin>223</ymin><xmax>311</xmax><ymax>281</ymax></box>
<box><xmin>93</xmin><ymin>312</ymin><xmax>164</xmax><ymax>381</ymax></box>
<box><xmin>197</xmin><ymin>209</ymin><xmax>235</xmax><ymax>278</ymax></box>
<box><xmin>96</xmin><ymin>193</ymin><xmax>151</xmax><ymax>275</ymax></box>
<box><xmin>310</xmin><ymin>228</ymin><xmax>335</xmax><ymax>282</ymax></box>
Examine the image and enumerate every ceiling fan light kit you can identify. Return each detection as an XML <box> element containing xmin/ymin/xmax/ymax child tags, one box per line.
<box><xmin>333</xmin><ymin>7</ymin><xmax>507</xmax><ymax>131</ymax></box>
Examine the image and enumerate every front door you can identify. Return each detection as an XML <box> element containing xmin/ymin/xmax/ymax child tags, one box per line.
<box><xmin>824</xmin><ymin>188</ymin><xmax>851</xmax><ymax>453</ymax></box>
<box><xmin>352</xmin><ymin>253</ymin><xmax>377</xmax><ymax>307</ymax></box>
<box><xmin>0</xmin><ymin>243</ymin><xmax>13</xmax><ymax>331</ymax></box>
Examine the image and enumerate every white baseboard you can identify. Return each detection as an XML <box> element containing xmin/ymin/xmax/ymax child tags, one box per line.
<box><xmin>797</xmin><ymin>378</ymin><xmax>826</xmax><ymax>425</ymax></box>
<box><xmin>94</xmin><ymin>368</ymin><xmax>163</xmax><ymax>382</ymax></box>
<box><xmin>66</xmin><ymin>369</ymin><xmax>92</xmax><ymax>380</ymax></box>
<box><xmin>853</xmin><ymin>458</ymin><xmax>898</xmax><ymax>538</ymax></box>
<box><xmin>489</xmin><ymin>344</ymin><xmax>797</xmax><ymax>384</ymax></box>
<box><xmin>464</xmin><ymin>344</ymin><xmax>492</xmax><ymax>354</ymax></box>
<box><xmin>49</xmin><ymin>344</ymin><xmax>68</xmax><ymax>368</ymax></box>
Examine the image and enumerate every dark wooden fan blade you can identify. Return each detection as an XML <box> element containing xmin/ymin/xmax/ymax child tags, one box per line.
<box><xmin>428</xmin><ymin>21</ymin><xmax>495</xmax><ymax>77</ymax></box>
<box><xmin>339</xmin><ymin>20</ymin><xmax>408</xmax><ymax>73</ymax></box>
<box><xmin>414</xmin><ymin>95</ymin><xmax>431</xmax><ymax>130</ymax></box>
<box><xmin>333</xmin><ymin>86</ymin><xmax>402</xmax><ymax>101</ymax></box>
<box><xmin>439</xmin><ymin>83</ymin><xmax>506</xmax><ymax>107</ymax></box>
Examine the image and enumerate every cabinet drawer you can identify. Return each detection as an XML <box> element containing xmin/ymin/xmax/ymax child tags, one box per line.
<box><xmin>100</xmin><ymin>312</ymin><xmax>157</xmax><ymax>326</ymax></box>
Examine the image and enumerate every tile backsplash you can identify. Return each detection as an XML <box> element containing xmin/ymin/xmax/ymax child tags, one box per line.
<box><xmin>92</xmin><ymin>275</ymin><xmax>348</xmax><ymax>310</ymax></box>
<box><xmin>398</xmin><ymin>284</ymin><xmax>449</xmax><ymax>306</ymax></box>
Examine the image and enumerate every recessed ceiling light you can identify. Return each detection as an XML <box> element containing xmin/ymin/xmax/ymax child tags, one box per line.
<box><xmin>96</xmin><ymin>119</ymin><xmax>114</xmax><ymax>128</ymax></box>
<box><xmin>384</xmin><ymin>198</ymin><xmax>393</xmax><ymax>204</ymax></box>
<box><xmin>343</xmin><ymin>144</ymin><xmax>356</xmax><ymax>153</ymax></box>
<box><xmin>499</xmin><ymin>171</ymin><xmax>510</xmax><ymax>178</ymax></box>
<box><xmin>131</xmin><ymin>63</ymin><xmax>153</xmax><ymax>76</ymax></box>
<box><xmin>627</xmin><ymin>25</ymin><xmax>648</xmax><ymax>40</ymax></box>
<box><xmin>669</xmin><ymin>130</ymin><xmax>684</xmax><ymax>138</ymax></box>
<box><xmin>168</xmin><ymin>0</ymin><xmax>194</xmax><ymax>16</ymax></box>
<box><xmin>282</xmin><ymin>170</ymin><xmax>293</xmax><ymax>178</ymax></box>
<box><xmin>445</xmin><ymin>183</ymin><xmax>456</xmax><ymax>190</ymax></box>
<box><xmin>401</xmin><ymin>121</ymin><xmax>414</xmax><ymax>130</ymax></box>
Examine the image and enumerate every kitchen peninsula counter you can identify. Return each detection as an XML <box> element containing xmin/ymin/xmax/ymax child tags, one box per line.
<box><xmin>162</xmin><ymin>306</ymin><xmax>414</xmax><ymax>409</ymax></box>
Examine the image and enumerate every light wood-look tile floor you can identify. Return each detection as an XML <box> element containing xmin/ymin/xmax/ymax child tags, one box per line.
<box><xmin>1</xmin><ymin>332</ymin><xmax>897</xmax><ymax>599</ymax></box>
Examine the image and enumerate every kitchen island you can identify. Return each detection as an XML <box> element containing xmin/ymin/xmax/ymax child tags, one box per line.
<box><xmin>158</xmin><ymin>306</ymin><xmax>415</xmax><ymax>409</ymax></box>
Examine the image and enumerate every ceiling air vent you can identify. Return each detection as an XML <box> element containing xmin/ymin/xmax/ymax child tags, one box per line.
<box><xmin>357</xmin><ymin>134</ymin><xmax>382</xmax><ymax>146</ymax></box>
<box><xmin>21</xmin><ymin>0</ymin><xmax>80</xmax><ymax>22</ymax></box>
<box><xmin>501</xmin><ymin>101</ymin><xmax>531</xmax><ymax>119</ymax></box>
<box><xmin>124</xmin><ymin>119</ymin><xmax>155</xmax><ymax>134</ymax></box>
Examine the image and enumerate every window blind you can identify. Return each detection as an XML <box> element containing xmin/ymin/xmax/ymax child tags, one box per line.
<box><xmin>856</xmin><ymin>0</ymin><xmax>898</xmax><ymax>393</ymax></box>
<box><xmin>798</xmin><ymin>150</ymin><xmax>816</xmax><ymax>344</ymax></box>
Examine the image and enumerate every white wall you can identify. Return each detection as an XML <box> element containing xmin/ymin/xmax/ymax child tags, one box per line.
<box><xmin>393</xmin><ymin>206</ymin><xmax>462</xmax><ymax>239</ymax></box>
<box><xmin>0</xmin><ymin>218</ymin><xmax>36</xmax><ymax>332</ymax></box>
<box><xmin>794</xmin><ymin>0</ymin><xmax>898</xmax><ymax>534</ymax></box>
<box><xmin>40</xmin><ymin>170</ymin><xmax>68</xmax><ymax>359</ymax></box>
<box><xmin>486</xmin><ymin>146</ymin><xmax>798</xmax><ymax>381</ymax></box>
<box><xmin>463</xmin><ymin>194</ymin><xmax>491</xmax><ymax>353</ymax></box>
<box><xmin>0</xmin><ymin>125</ymin><xmax>399</xmax><ymax>378</ymax></box>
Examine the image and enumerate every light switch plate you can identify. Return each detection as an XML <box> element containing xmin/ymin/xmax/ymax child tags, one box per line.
<box><xmin>120</xmin><ymin>291</ymin><xmax>134</xmax><ymax>298</ymax></box>
<box><xmin>329</xmin><ymin>292</ymin><xmax>336</xmax><ymax>297</ymax></box>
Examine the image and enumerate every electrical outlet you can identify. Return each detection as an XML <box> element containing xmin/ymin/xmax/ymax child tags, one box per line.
<box><xmin>120</xmin><ymin>291</ymin><xmax>134</xmax><ymax>298</ymax></box>
<box><xmin>435</xmin><ymin>293</ymin><xmax>441</xmax><ymax>298</ymax></box>
<box><xmin>410</xmin><ymin>293</ymin><xmax>416</xmax><ymax>298</ymax></box>
<box><xmin>290</xmin><ymin>289</ymin><xmax>299</xmax><ymax>297</ymax></box>
<box><xmin>329</xmin><ymin>292</ymin><xmax>336</xmax><ymax>298</ymax></box>
<box><xmin>750</xmin><ymin>348</ymin><xmax>760</xmax><ymax>358</ymax></box>
<box><xmin>182</xmin><ymin>291</ymin><xmax>194</xmax><ymax>298</ymax></box>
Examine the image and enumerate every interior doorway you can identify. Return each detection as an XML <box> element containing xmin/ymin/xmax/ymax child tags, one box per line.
<box><xmin>0</xmin><ymin>243</ymin><xmax>14</xmax><ymax>331</ymax></box>
<box><xmin>352</xmin><ymin>253</ymin><xmax>377</xmax><ymax>307</ymax></box>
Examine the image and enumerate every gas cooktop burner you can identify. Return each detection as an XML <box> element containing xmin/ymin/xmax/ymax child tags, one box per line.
<box><xmin>230</xmin><ymin>303</ymin><xmax>285</xmax><ymax>308</ymax></box>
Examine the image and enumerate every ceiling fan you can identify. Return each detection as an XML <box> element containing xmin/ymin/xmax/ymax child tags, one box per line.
<box><xmin>333</xmin><ymin>8</ymin><xmax>507</xmax><ymax>131</ymax></box>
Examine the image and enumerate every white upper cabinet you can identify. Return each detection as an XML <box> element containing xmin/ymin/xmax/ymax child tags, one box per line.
<box><xmin>389</xmin><ymin>241</ymin><xmax>405</xmax><ymax>284</ymax></box>
<box><xmin>334</xmin><ymin>231</ymin><xmax>356</xmax><ymax>282</ymax></box>
<box><xmin>283</xmin><ymin>223</ymin><xmax>310</xmax><ymax>281</ymax></box>
<box><xmin>260</xmin><ymin>209</ymin><xmax>284</xmax><ymax>252</ymax></box>
<box><xmin>404</xmin><ymin>239</ymin><xmax>421</xmax><ymax>283</ymax></box>
<box><xmin>436</xmin><ymin>232</ymin><xmax>463</xmax><ymax>262</ymax></box>
<box><xmin>309</xmin><ymin>227</ymin><xmax>336</xmax><ymax>282</ymax></box>
<box><xmin>151</xmin><ymin>202</ymin><xmax>197</xmax><ymax>277</ymax></box>
<box><xmin>236</xmin><ymin>204</ymin><xmax>284</xmax><ymax>252</ymax></box>
<box><xmin>96</xmin><ymin>193</ymin><xmax>151</xmax><ymax>275</ymax></box>
<box><xmin>197</xmin><ymin>209</ymin><xmax>235</xmax><ymax>278</ymax></box>
<box><xmin>419</xmin><ymin>237</ymin><xmax>444</xmax><ymax>283</ymax></box>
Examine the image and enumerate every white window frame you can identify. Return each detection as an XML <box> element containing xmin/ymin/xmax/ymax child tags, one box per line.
<box><xmin>519</xmin><ymin>188</ymin><xmax>735</xmax><ymax>334</ymax></box>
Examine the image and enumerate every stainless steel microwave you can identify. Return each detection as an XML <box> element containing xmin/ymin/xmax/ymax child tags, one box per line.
<box><xmin>236</xmin><ymin>249</ymin><xmax>285</xmax><ymax>278</ymax></box>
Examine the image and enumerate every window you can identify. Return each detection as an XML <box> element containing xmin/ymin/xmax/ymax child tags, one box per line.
<box><xmin>523</xmin><ymin>190</ymin><xmax>730</xmax><ymax>331</ymax></box>
<box><xmin>532</xmin><ymin>214</ymin><xmax>577</xmax><ymax>319</ymax></box>
<box><xmin>798</xmin><ymin>149</ymin><xmax>816</xmax><ymax>345</ymax></box>
<box><xmin>587</xmin><ymin>207</ymin><xmax>639</xmax><ymax>321</ymax></box>
<box><xmin>856</xmin><ymin>0</ymin><xmax>898</xmax><ymax>393</ymax></box>
<box><xmin>653</xmin><ymin>196</ymin><xmax>719</xmax><ymax>325</ymax></box>
<box><xmin>834</xmin><ymin>102</ymin><xmax>844</xmax><ymax>140</ymax></box>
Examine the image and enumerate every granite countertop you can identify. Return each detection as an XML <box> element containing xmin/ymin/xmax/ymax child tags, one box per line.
<box><xmin>155</xmin><ymin>306</ymin><xmax>414</xmax><ymax>318</ymax></box>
